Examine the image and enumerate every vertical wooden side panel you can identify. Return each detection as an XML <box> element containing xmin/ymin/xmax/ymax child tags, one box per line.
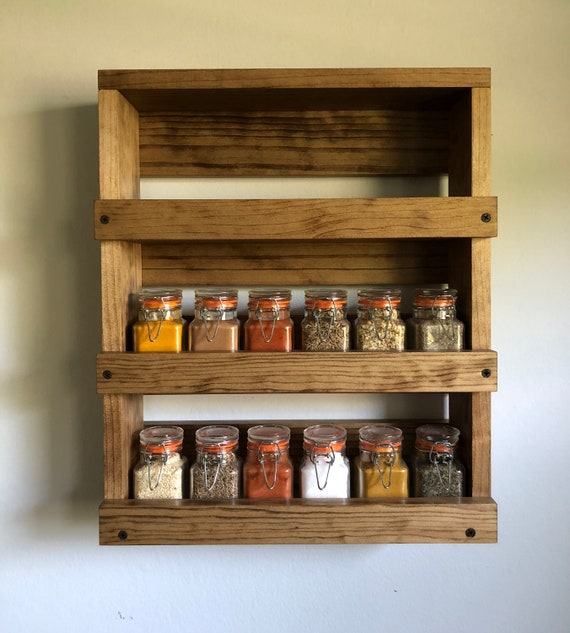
<box><xmin>98</xmin><ymin>89</ymin><xmax>143</xmax><ymax>499</ymax></box>
<box><xmin>449</xmin><ymin>85</ymin><xmax>492</xmax><ymax>499</ymax></box>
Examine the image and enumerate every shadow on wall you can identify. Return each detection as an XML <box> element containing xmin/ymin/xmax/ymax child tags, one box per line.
<box><xmin>26</xmin><ymin>104</ymin><xmax>102</xmax><ymax>535</ymax></box>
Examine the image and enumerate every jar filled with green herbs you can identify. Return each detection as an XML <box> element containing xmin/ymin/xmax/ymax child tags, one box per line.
<box><xmin>190</xmin><ymin>425</ymin><xmax>241</xmax><ymax>500</ymax></box>
<box><xmin>355</xmin><ymin>288</ymin><xmax>405</xmax><ymax>351</ymax></box>
<box><xmin>301</xmin><ymin>289</ymin><xmax>350</xmax><ymax>351</ymax></box>
<box><xmin>406</xmin><ymin>288</ymin><xmax>464</xmax><ymax>351</ymax></box>
<box><xmin>412</xmin><ymin>424</ymin><xmax>465</xmax><ymax>497</ymax></box>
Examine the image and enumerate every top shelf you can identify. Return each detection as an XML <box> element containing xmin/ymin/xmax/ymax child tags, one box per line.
<box><xmin>98</xmin><ymin>67</ymin><xmax>491</xmax><ymax>180</ymax></box>
<box><xmin>98</xmin><ymin>67</ymin><xmax>490</xmax><ymax>111</ymax></box>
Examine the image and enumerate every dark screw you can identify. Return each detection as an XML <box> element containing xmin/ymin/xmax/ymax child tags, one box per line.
<box><xmin>102</xmin><ymin>370</ymin><xmax>112</xmax><ymax>380</ymax></box>
<box><xmin>465</xmin><ymin>528</ymin><xmax>476</xmax><ymax>538</ymax></box>
<box><xmin>481</xmin><ymin>369</ymin><xmax>492</xmax><ymax>378</ymax></box>
<box><xmin>481</xmin><ymin>213</ymin><xmax>492</xmax><ymax>223</ymax></box>
<box><xmin>100</xmin><ymin>215</ymin><xmax>110</xmax><ymax>224</ymax></box>
<box><xmin>117</xmin><ymin>530</ymin><xmax>128</xmax><ymax>541</ymax></box>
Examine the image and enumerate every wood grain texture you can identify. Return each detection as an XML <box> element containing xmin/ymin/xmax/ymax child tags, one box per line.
<box><xmin>99</xmin><ymin>497</ymin><xmax>497</xmax><ymax>545</ymax></box>
<box><xmin>102</xmin><ymin>394</ymin><xmax>143</xmax><ymax>499</ymax></box>
<box><xmin>98</xmin><ymin>68</ymin><xmax>491</xmax><ymax>91</ymax></box>
<box><xmin>98</xmin><ymin>90</ymin><xmax>140</xmax><ymax>199</ymax></box>
<box><xmin>95</xmin><ymin>197</ymin><xmax>498</xmax><ymax>241</ymax></box>
<box><xmin>139</xmin><ymin>109</ymin><xmax>448</xmax><ymax>177</ymax></box>
<box><xmin>96</xmin><ymin>351</ymin><xmax>497</xmax><ymax>395</ymax></box>
<box><xmin>141</xmin><ymin>238</ymin><xmax>448</xmax><ymax>287</ymax></box>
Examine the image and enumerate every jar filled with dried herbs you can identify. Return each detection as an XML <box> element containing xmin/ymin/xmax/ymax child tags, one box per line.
<box><xmin>189</xmin><ymin>289</ymin><xmax>240</xmax><ymax>352</ymax></box>
<box><xmin>190</xmin><ymin>425</ymin><xmax>241</xmax><ymax>500</ymax></box>
<box><xmin>412</xmin><ymin>424</ymin><xmax>465</xmax><ymax>497</ymax></box>
<box><xmin>133</xmin><ymin>426</ymin><xmax>187</xmax><ymax>499</ymax></box>
<box><xmin>406</xmin><ymin>288</ymin><xmax>464</xmax><ymax>351</ymax></box>
<box><xmin>354</xmin><ymin>425</ymin><xmax>409</xmax><ymax>498</ymax></box>
<box><xmin>243</xmin><ymin>425</ymin><xmax>293</xmax><ymax>499</ymax></box>
<box><xmin>300</xmin><ymin>425</ymin><xmax>350</xmax><ymax>499</ymax></box>
<box><xmin>355</xmin><ymin>288</ymin><xmax>405</xmax><ymax>351</ymax></box>
<box><xmin>133</xmin><ymin>289</ymin><xmax>185</xmax><ymax>352</ymax></box>
<box><xmin>244</xmin><ymin>290</ymin><xmax>294</xmax><ymax>352</ymax></box>
<box><xmin>301</xmin><ymin>289</ymin><xmax>350</xmax><ymax>351</ymax></box>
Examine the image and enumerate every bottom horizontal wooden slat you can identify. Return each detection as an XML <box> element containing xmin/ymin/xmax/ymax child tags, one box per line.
<box><xmin>99</xmin><ymin>497</ymin><xmax>497</xmax><ymax>545</ymax></box>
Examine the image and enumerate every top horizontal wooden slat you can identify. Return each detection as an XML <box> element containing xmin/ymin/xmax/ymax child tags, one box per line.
<box><xmin>98</xmin><ymin>68</ymin><xmax>490</xmax><ymax>114</ymax></box>
<box><xmin>99</xmin><ymin>68</ymin><xmax>490</xmax><ymax>90</ymax></box>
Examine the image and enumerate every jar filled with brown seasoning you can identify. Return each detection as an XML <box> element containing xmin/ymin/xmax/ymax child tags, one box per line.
<box><xmin>189</xmin><ymin>289</ymin><xmax>240</xmax><ymax>352</ymax></box>
<box><xmin>190</xmin><ymin>425</ymin><xmax>241</xmax><ymax>500</ymax></box>
<box><xmin>355</xmin><ymin>288</ymin><xmax>405</xmax><ymax>351</ymax></box>
<box><xmin>301</xmin><ymin>289</ymin><xmax>350</xmax><ymax>351</ymax></box>
<box><xmin>406</xmin><ymin>288</ymin><xmax>464</xmax><ymax>351</ymax></box>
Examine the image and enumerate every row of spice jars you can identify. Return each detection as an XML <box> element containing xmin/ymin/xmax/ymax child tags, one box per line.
<box><xmin>133</xmin><ymin>287</ymin><xmax>464</xmax><ymax>352</ymax></box>
<box><xmin>133</xmin><ymin>423</ymin><xmax>465</xmax><ymax>501</ymax></box>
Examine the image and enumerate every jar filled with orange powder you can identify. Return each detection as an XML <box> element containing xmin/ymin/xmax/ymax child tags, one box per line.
<box><xmin>244</xmin><ymin>290</ymin><xmax>294</xmax><ymax>352</ymax></box>
<box><xmin>133</xmin><ymin>289</ymin><xmax>185</xmax><ymax>352</ymax></box>
<box><xmin>243</xmin><ymin>425</ymin><xmax>293</xmax><ymax>499</ymax></box>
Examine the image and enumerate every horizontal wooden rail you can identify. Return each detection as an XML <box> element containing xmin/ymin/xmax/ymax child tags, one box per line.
<box><xmin>96</xmin><ymin>351</ymin><xmax>498</xmax><ymax>394</ymax></box>
<box><xmin>99</xmin><ymin>497</ymin><xmax>497</xmax><ymax>545</ymax></box>
<box><xmin>95</xmin><ymin>197</ymin><xmax>498</xmax><ymax>241</ymax></box>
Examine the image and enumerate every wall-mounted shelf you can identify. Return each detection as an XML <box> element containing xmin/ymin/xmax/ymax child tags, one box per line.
<box><xmin>96</xmin><ymin>67</ymin><xmax>497</xmax><ymax>545</ymax></box>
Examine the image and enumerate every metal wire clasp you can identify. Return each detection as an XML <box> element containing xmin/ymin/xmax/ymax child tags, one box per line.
<box><xmin>257</xmin><ymin>442</ymin><xmax>282</xmax><ymax>489</ymax></box>
<box><xmin>369</xmin><ymin>297</ymin><xmax>393</xmax><ymax>342</ymax></box>
<box><xmin>144</xmin><ymin>441</ymin><xmax>168</xmax><ymax>491</ymax></box>
<box><xmin>255</xmin><ymin>299</ymin><xmax>279</xmax><ymax>343</ymax></box>
<box><xmin>310</xmin><ymin>444</ymin><xmax>335</xmax><ymax>491</ymax></box>
<box><xmin>429</xmin><ymin>440</ymin><xmax>454</xmax><ymax>493</ymax></box>
<box><xmin>203</xmin><ymin>297</ymin><xmax>224</xmax><ymax>343</ymax></box>
<box><xmin>198</xmin><ymin>445</ymin><xmax>224</xmax><ymax>492</ymax></box>
<box><xmin>372</xmin><ymin>444</ymin><xmax>396</xmax><ymax>489</ymax></box>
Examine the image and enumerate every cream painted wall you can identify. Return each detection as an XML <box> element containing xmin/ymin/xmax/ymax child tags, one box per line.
<box><xmin>1</xmin><ymin>1</ymin><xmax>569</xmax><ymax>631</ymax></box>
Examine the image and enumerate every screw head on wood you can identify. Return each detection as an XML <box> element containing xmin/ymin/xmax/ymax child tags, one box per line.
<box><xmin>117</xmin><ymin>530</ymin><xmax>128</xmax><ymax>540</ymax></box>
<box><xmin>465</xmin><ymin>528</ymin><xmax>476</xmax><ymax>538</ymax></box>
<box><xmin>100</xmin><ymin>215</ymin><xmax>110</xmax><ymax>224</ymax></box>
<box><xmin>102</xmin><ymin>370</ymin><xmax>112</xmax><ymax>380</ymax></box>
<box><xmin>481</xmin><ymin>213</ymin><xmax>492</xmax><ymax>223</ymax></box>
<box><xmin>481</xmin><ymin>369</ymin><xmax>492</xmax><ymax>378</ymax></box>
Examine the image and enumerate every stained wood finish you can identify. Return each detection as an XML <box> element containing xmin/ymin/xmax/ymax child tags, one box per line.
<box><xmin>96</xmin><ymin>351</ymin><xmax>497</xmax><ymax>395</ymax></box>
<box><xmin>95</xmin><ymin>197</ymin><xmax>497</xmax><ymax>241</ymax></box>
<box><xmin>99</xmin><ymin>498</ymin><xmax>497</xmax><ymax>545</ymax></box>
<box><xmin>99</xmin><ymin>68</ymin><xmax>491</xmax><ymax>91</ymax></box>
<box><xmin>96</xmin><ymin>68</ymin><xmax>497</xmax><ymax>544</ymax></box>
<box><xmin>139</xmin><ymin>109</ymin><xmax>448</xmax><ymax>177</ymax></box>
<box><xmin>141</xmin><ymin>238</ymin><xmax>448</xmax><ymax>287</ymax></box>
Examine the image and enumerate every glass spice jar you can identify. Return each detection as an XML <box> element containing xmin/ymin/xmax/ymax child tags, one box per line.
<box><xmin>301</xmin><ymin>289</ymin><xmax>350</xmax><ymax>351</ymax></box>
<box><xmin>355</xmin><ymin>288</ymin><xmax>405</xmax><ymax>351</ymax></box>
<box><xmin>412</xmin><ymin>424</ymin><xmax>465</xmax><ymax>497</ymax></box>
<box><xmin>300</xmin><ymin>425</ymin><xmax>350</xmax><ymax>499</ymax></box>
<box><xmin>189</xmin><ymin>289</ymin><xmax>240</xmax><ymax>352</ymax></box>
<box><xmin>354</xmin><ymin>425</ymin><xmax>409</xmax><ymax>498</ymax></box>
<box><xmin>133</xmin><ymin>289</ymin><xmax>185</xmax><ymax>352</ymax></box>
<box><xmin>133</xmin><ymin>426</ymin><xmax>187</xmax><ymax>499</ymax></box>
<box><xmin>243</xmin><ymin>425</ymin><xmax>293</xmax><ymax>499</ymax></box>
<box><xmin>244</xmin><ymin>290</ymin><xmax>294</xmax><ymax>352</ymax></box>
<box><xmin>406</xmin><ymin>288</ymin><xmax>464</xmax><ymax>351</ymax></box>
<box><xmin>190</xmin><ymin>425</ymin><xmax>241</xmax><ymax>500</ymax></box>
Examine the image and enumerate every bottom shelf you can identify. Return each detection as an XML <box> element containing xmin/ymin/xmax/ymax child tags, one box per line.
<box><xmin>99</xmin><ymin>497</ymin><xmax>497</xmax><ymax>545</ymax></box>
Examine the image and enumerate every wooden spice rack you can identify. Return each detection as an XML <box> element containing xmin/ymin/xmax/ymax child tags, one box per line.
<box><xmin>95</xmin><ymin>68</ymin><xmax>498</xmax><ymax>545</ymax></box>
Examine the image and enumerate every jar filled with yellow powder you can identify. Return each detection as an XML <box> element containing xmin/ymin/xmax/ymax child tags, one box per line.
<box><xmin>133</xmin><ymin>289</ymin><xmax>185</xmax><ymax>352</ymax></box>
<box><xmin>354</xmin><ymin>425</ymin><xmax>409</xmax><ymax>498</ymax></box>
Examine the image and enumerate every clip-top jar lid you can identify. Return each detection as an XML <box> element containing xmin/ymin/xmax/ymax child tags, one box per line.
<box><xmin>139</xmin><ymin>289</ymin><xmax>182</xmax><ymax>310</ymax></box>
<box><xmin>303</xmin><ymin>424</ymin><xmax>347</xmax><ymax>453</ymax></box>
<box><xmin>140</xmin><ymin>425</ymin><xmax>184</xmax><ymax>454</ymax></box>
<box><xmin>195</xmin><ymin>425</ymin><xmax>239</xmax><ymax>453</ymax></box>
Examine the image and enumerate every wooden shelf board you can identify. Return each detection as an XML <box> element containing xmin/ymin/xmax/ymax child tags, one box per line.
<box><xmin>95</xmin><ymin>197</ymin><xmax>497</xmax><ymax>241</ymax></box>
<box><xmin>96</xmin><ymin>351</ymin><xmax>498</xmax><ymax>395</ymax></box>
<box><xmin>98</xmin><ymin>68</ymin><xmax>490</xmax><ymax>93</ymax></box>
<box><xmin>99</xmin><ymin>497</ymin><xmax>497</xmax><ymax>545</ymax></box>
